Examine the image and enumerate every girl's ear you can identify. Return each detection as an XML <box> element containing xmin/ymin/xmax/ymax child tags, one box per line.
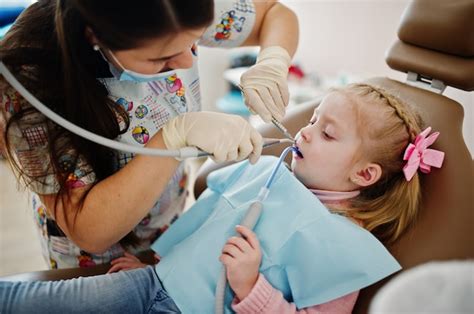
<box><xmin>350</xmin><ymin>163</ymin><xmax>382</xmax><ymax>187</ymax></box>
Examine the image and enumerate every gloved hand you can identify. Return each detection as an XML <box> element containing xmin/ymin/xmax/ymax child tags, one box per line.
<box><xmin>240</xmin><ymin>46</ymin><xmax>291</xmax><ymax>123</ymax></box>
<box><xmin>162</xmin><ymin>111</ymin><xmax>263</xmax><ymax>164</ymax></box>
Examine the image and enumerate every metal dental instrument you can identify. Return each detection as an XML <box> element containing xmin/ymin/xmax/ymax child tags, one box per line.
<box><xmin>0</xmin><ymin>61</ymin><xmax>286</xmax><ymax>159</ymax></box>
<box><xmin>237</xmin><ymin>84</ymin><xmax>294</xmax><ymax>142</ymax></box>
<box><xmin>195</xmin><ymin>137</ymin><xmax>293</xmax><ymax>157</ymax></box>
<box><xmin>271</xmin><ymin>117</ymin><xmax>294</xmax><ymax>142</ymax></box>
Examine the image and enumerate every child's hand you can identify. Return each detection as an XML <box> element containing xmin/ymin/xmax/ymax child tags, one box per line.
<box><xmin>107</xmin><ymin>252</ymin><xmax>148</xmax><ymax>273</ymax></box>
<box><xmin>219</xmin><ymin>225</ymin><xmax>262</xmax><ymax>300</ymax></box>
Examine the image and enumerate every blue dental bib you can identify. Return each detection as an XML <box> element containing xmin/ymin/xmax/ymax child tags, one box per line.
<box><xmin>152</xmin><ymin>156</ymin><xmax>401</xmax><ymax>313</ymax></box>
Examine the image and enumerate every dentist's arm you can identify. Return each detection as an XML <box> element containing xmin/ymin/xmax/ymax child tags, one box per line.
<box><xmin>39</xmin><ymin>132</ymin><xmax>180</xmax><ymax>254</ymax></box>
<box><xmin>39</xmin><ymin>112</ymin><xmax>262</xmax><ymax>254</ymax></box>
<box><xmin>240</xmin><ymin>1</ymin><xmax>299</xmax><ymax>122</ymax></box>
<box><xmin>242</xmin><ymin>1</ymin><xmax>299</xmax><ymax>57</ymax></box>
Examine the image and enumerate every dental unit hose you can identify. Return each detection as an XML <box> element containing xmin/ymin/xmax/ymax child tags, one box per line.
<box><xmin>3</xmin><ymin>58</ymin><xmax>297</xmax><ymax>310</ymax></box>
<box><xmin>0</xmin><ymin>62</ymin><xmax>291</xmax><ymax>158</ymax></box>
<box><xmin>215</xmin><ymin>146</ymin><xmax>295</xmax><ymax>314</ymax></box>
<box><xmin>0</xmin><ymin>62</ymin><xmax>199</xmax><ymax>157</ymax></box>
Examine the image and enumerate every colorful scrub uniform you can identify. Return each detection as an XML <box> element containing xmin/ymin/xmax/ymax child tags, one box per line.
<box><xmin>0</xmin><ymin>0</ymin><xmax>256</xmax><ymax>268</ymax></box>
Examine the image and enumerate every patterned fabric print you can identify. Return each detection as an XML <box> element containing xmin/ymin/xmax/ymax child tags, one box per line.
<box><xmin>92</xmin><ymin>53</ymin><xmax>203</xmax><ymax>263</ymax></box>
<box><xmin>2</xmin><ymin>0</ymin><xmax>255</xmax><ymax>268</ymax></box>
<box><xmin>0</xmin><ymin>77</ymin><xmax>96</xmax><ymax>195</ymax></box>
<box><xmin>49</xmin><ymin>235</ymin><xmax>124</xmax><ymax>269</ymax></box>
<box><xmin>1</xmin><ymin>81</ymin><xmax>52</xmax><ymax>193</ymax></box>
<box><xmin>1</xmin><ymin>76</ymin><xmax>101</xmax><ymax>268</ymax></box>
<box><xmin>63</xmin><ymin>155</ymin><xmax>96</xmax><ymax>189</ymax></box>
<box><xmin>104</xmin><ymin>76</ymin><xmax>195</xmax><ymax>252</ymax></box>
<box><xmin>199</xmin><ymin>0</ymin><xmax>256</xmax><ymax>48</ymax></box>
<box><xmin>31</xmin><ymin>193</ymin><xmax>125</xmax><ymax>269</ymax></box>
<box><xmin>132</xmin><ymin>162</ymin><xmax>188</xmax><ymax>249</ymax></box>
<box><xmin>0</xmin><ymin>83</ymin><xmax>21</xmax><ymax>115</ymax></box>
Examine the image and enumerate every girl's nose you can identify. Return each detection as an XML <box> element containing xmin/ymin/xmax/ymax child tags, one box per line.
<box><xmin>299</xmin><ymin>127</ymin><xmax>311</xmax><ymax>142</ymax></box>
<box><xmin>167</xmin><ymin>49</ymin><xmax>194</xmax><ymax>69</ymax></box>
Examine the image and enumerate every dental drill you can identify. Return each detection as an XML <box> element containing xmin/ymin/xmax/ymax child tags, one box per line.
<box><xmin>0</xmin><ymin>62</ymin><xmax>292</xmax><ymax>158</ymax></box>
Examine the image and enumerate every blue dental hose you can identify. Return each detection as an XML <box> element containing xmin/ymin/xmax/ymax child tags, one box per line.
<box><xmin>215</xmin><ymin>146</ymin><xmax>296</xmax><ymax>314</ymax></box>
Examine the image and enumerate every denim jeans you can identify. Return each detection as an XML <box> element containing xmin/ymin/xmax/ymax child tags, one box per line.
<box><xmin>0</xmin><ymin>266</ymin><xmax>180</xmax><ymax>314</ymax></box>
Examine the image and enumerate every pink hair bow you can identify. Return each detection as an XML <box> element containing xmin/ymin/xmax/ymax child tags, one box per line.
<box><xmin>403</xmin><ymin>127</ymin><xmax>445</xmax><ymax>181</ymax></box>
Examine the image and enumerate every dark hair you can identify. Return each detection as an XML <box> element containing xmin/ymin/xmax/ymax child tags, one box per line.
<box><xmin>0</xmin><ymin>0</ymin><xmax>214</xmax><ymax>247</ymax></box>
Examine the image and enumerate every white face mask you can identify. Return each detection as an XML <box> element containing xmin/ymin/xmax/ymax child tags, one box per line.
<box><xmin>93</xmin><ymin>45</ymin><xmax>172</xmax><ymax>82</ymax></box>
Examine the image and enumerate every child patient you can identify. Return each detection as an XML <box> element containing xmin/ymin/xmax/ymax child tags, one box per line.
<box><xmin>0</xmin><ymin>84</ymin><xmax>444</xmax><ymax>313</ymax></box>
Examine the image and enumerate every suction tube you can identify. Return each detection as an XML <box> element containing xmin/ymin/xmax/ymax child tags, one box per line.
<box><xmin>0</xmin><ymin>62</ymin><xmax>203</xmax><ymax>157</ymax></box>
<box><xmin>214</xmin><ymin>146</ymin><xmax>295</xmax><ymax>314</ymax></box>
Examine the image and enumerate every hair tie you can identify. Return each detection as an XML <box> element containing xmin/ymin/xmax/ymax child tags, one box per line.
<box><xmin>403</xmin><ymin>127</ymin><xmax>445</xmax><ymax>181</ymax></box>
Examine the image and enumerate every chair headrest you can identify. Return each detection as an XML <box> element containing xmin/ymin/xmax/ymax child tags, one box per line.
<box><xmin>353</xmin><ymin>77</ymin><xmax>474</xmax><ymax>313</ymax></box>
<box><xmin>386</xmin><ymin>0</ymin><xmax>474</xmax><ymax>91</ymax></box>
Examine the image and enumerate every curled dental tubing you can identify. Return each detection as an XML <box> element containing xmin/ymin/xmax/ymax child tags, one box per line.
<box><xmin>0</xmin><ymin>61</ymin><xmax>208</xmax><ymax>158</ymax></box>
<box><xmin>214</xmin><ymin>146</ymin><xmax>294</xmax><ymax>314</ymax></box>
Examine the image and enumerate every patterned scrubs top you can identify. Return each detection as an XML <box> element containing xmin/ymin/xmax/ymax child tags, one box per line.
<box><xmin>0</xmin><ymin>0</ymin><xmax>257</xmax><ymax>269</ymax></box>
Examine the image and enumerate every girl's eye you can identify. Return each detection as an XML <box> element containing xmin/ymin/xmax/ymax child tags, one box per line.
<box><xmin>322</xmin><ymin>131</ymin><xmax>333</xmax><ymax>140</ymax></box>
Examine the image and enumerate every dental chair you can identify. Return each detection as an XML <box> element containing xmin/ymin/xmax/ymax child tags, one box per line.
<box><xmin>2</xmin><ymin>0</ymin><xmax>473</xmax><ymax>312</ymax></box>
<box><xmin>198</xmin><ymin>0</ymin><xmax>474</xmax><ymax>312</ymax></box>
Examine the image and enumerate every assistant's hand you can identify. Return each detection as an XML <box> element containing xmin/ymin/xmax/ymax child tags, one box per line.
<box><xmin>240</xmin><ymin>46</ymin><xmax>291</xmax><ymax>123</ymax></box>
<box><xmin>162</xmin><ymin>111</ymin><xmax>263</xmax><ymax>164</ymax></box>
<box><xmin>219</xmin><ymin>225</ymin><xmax>262</xmax><ymax>300</ymax></box>
<box><xmin>107</xmin><ymin>252</ymin><xmax>147</xmax><ymax>273</ymax></box>
<box><xmin>107</xmin><ymin>252</ymin><xmax>160</xmax><ymax>273</ymax></box>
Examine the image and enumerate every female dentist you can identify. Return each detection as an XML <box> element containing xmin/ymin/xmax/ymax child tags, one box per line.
<box><xmin>0</xmin><ymin>0</ymin><xmax>298</xmax><ymax>269</ymax></box>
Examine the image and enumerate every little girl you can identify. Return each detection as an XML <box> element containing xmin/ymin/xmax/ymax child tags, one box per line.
<box><xmin>0</xmin><ymin>84</ymin><xmax>444</xmax><ymax>313</ymax></box>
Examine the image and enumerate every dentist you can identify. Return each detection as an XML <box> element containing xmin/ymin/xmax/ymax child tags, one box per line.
<box><xmin>0</xmin><ymin>0</ymin><xmax>298</xmax><ymax>269</ymax></box>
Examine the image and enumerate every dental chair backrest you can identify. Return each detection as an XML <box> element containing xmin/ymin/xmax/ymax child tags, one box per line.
<box><xmin>354</xmin><ymin>0</ymin><xmax>474</xmax><ymax>312</ymax></box>
<box><xmin>220</xmin><ymin>0</ymin><xmax>474</xmax><ymax>312</ymax></box>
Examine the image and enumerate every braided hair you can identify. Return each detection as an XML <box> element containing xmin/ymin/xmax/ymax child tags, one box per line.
<box><xmin>331</xmin><ymin>83</ymin><xmax>424</xmax><ymax>244</ymax></box>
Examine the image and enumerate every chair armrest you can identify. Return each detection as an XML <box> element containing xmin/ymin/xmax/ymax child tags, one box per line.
<box><xmin>1</xmin><ymin>249</ymin><xmax>157</xmax><ymax>281</ymax></box>
<box><xmin>1</xmin><ymin>263</ymin><xmax>111</xmax><ymax>281</ymax></box>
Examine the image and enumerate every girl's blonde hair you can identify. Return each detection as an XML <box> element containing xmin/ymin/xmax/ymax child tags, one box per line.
<box><xmin>334</xmin><ymin>83</ymin><xmax>423</xmax><ymax>244</ymax></box>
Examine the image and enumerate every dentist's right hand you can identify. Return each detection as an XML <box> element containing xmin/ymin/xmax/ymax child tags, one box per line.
<box><xmin>162</xmin><ymin>111</ymin><xmax>263</xmax><ymax>164</ymax></box>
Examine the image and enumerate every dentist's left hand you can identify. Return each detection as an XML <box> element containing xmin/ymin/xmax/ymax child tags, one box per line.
<box><xmin>107</xmin><ymin>252</ymin><xmax>160</xmax><ymax>273</ymax></box>
<box><xmin>162</xmin><ymin>111</ymin><xmax>263</xmax><ymax>164</ymax></box>
<box><xmin>240</xmin><ymin>46</ymin><xmax>291</xmax><ymax>123</ymax></box>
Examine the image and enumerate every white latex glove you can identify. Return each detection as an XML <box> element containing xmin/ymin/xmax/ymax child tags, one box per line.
<box><xmin>240</xmin><ymin>46</ymin><xmax>291</xmax><ymax>122</ymax></box>
<box><xmin>162</xmin><ymin>111</ymin><xmax>263</xmax><ymax>164</ymax></box>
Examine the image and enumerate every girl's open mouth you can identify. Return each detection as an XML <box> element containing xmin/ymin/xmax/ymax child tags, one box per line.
<box><xmin>292</xmin><ymin>145</ymin><xmax>303</xmax><ymax>158</ymax></box>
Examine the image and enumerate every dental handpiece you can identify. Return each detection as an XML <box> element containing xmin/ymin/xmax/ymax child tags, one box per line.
<box><xmin>1</xmin><ymin>62</ymin><xmax>298</xmax><ymax>159</ymax></box>
<box><xmin>237</xmin><ymin>84</ymin><xmax>294</xmax><ymax>142</ymax></box>
<box><xmin>196</xmin><ymin>137</ymin><xmax>294</xmax><ymax>157</ymax></box>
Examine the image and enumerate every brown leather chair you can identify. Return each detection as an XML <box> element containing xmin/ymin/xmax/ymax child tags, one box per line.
<box><xmin>1</xmin><ymin>250</ymin><xmax>157</xmax><ymax>281</ymax></box>
<box><xmin>3</xmin><ymin>1</ymin><xmax>473</xmax><ymax>313</ymax></box>
<box><xmin>196</xmin><ymin>1</ymin><xmax>474</xmax><ymax>312</ymax></box>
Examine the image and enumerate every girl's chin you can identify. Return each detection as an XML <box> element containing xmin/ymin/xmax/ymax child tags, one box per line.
<box><xmin>293</xmin><ymin>171</ymin><xmax>312</xmax><ymax>188</ymax></box>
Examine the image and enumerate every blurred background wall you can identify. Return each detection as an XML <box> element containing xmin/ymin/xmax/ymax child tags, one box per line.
<box><xmin>199</xmin><ymin>0</ymin><xmax>473</xmax><ymax>155</ymax></box>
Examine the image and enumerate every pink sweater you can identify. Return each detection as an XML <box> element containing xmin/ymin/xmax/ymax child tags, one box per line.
<box><xmin>232</xmin><ymin>274</ymin><xmax>359</xmax><ymax>313</ymax></box>
<box><xmin>232</xmin><ymin>189</ymin><xmax>361</xmax><ymax>314</ymax></box>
